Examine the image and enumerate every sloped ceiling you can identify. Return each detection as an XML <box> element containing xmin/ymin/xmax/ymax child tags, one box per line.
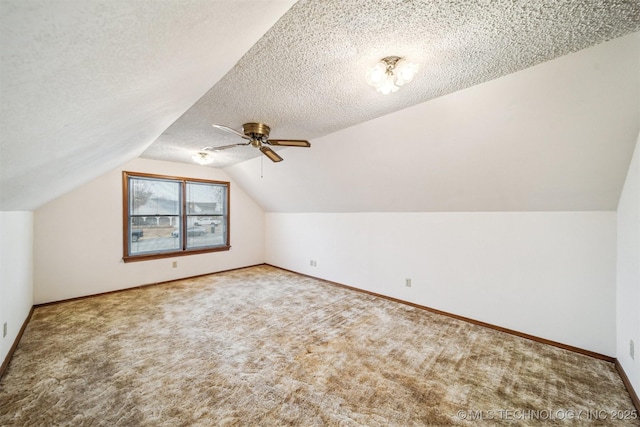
<box><xmin>0</xmin><ymin>0</ymin><xmax>295</xmax><ymax>211</ymax></box>
<box><xmin>226</xmin><ymin>33</ymin><xmax>640</xmax><ymax>212</ymax></box>
<box><xmin>1</xmin><ymin>1</ymin><xmax>639</xmax><ymax>213</ymax></box>
<box><xmin>142</xmin><ymin>0</ymin><xmax>640</xmax><ymax>169</ymax></box>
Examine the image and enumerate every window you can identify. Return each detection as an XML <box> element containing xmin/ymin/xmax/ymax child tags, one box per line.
<box><xmin>123</xmin><ymin>172</ymin><xmax>230</xmax><ymax>262</ymax></box>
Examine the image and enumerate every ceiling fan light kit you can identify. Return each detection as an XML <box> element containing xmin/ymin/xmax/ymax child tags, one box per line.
<box><xmin>192</xmin><ymin>151</ymin><xmax>214</xmax><ymax>165</ymax></box>
<box><xmin>366</xmin><ymin>56</ymin><xmax>419</xmax><ymax>94</ymax></box>
<box><xmin>203</xmin><ymin>122</ymin><xmax>311</xmax><ymax>163</ymax></box>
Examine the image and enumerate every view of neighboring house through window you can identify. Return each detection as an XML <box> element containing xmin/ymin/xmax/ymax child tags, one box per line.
<box><xmin>123</xmin><ymin>172</ymin><xmax>230</xmax><ymax>261</ymax></box>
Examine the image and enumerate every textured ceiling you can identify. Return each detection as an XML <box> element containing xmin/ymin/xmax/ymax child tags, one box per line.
<box><xmin>225</xmin><ymin>33</ymin><xmax>640</xmax><ymax>212</ymax></box>
<box><xmin>142</xmin><ymin>0</ymin><xmax>640</xmax><ymax>168</ymax></box>
<box><xmin>0</xmin><ymin>0</ymin><xmax>295</xmax><ymax>210</ymax></box>
<box><xmin>1</xmin><ymin>1</ymin><xmax>640</xmax><ymax>213</ymax></box>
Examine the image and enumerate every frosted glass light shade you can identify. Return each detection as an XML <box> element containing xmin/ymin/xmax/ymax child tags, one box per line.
<box><xmin>365</xmin><ymin>62</ymin><xmax>387</xmax><ymax>86</ymax></box>
<box><xmin>379</xmin><ymin>75</ymin><xmax>399</xmax><ymax>94</ymax></box>
<box><xmin>192</xmin><ymin>151</ymin><xmax>214</xmax><ymax>165</ymax></box>
<box><xmin>395</xmin><ymin>60</ymin><xmax>419</xmax><ymax>86</ymax></box>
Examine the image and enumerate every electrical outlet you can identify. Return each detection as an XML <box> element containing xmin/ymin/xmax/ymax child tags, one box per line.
<box><xmin>3</xmin><ymin>322</ymin><xmax>6</xmax><ymax>338</ymax></box>
<box><xmin>631</xmin><ymin>340</ymin><xmax>635</xmax><ymax>360</ymax></box>
<box><xmin>172</xmin><ymin>261</ymin><xmax>177</xmax><ymax>268</ymax></box>
<box><xmin>310</xmin><ymin>260</ymin><xmax>317</xmax><ymax>267</ymax></box>
<box><xmin>405</xmin><ymin>278</ymin><xmax>412</xmax><ymax>287</ymax></box>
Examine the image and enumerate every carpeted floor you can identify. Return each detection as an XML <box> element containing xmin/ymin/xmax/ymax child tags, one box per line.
<box><xmin>1</xmin><ymin>265</ymin><xmax>638</xmax><ymax>426</ymax></box>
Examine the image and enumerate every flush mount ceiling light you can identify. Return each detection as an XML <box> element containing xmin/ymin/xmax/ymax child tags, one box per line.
<box><xmin>366</xmin><ymin>56</ymin><xmax>419</xmax><ymax>94</ymax></box>
<box><xmin>192</xmin><ymin>151</ymin><xmax>214</xmax><ymax>165</ymax></box>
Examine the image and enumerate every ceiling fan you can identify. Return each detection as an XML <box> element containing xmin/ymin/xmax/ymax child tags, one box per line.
<box><xmin>205</xmin><ymin>122</ymin><xmax>310</xmax><ymax>162</ymax></box>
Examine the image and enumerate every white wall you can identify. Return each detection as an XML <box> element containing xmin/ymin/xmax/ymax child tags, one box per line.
<box><xmin>617</xmin><ymin>133</ymin><xmax>640</xmax><ymax>395</ymax></box>
<box><xmin>266</xmin><ymin>211</ymin><xmax>616</xmax><ymax>356</ymax></box>
<box><xmin>34</xmin><ymin>158</ymin><xmax>265</xmax><ymax>304</ymax></box>
<box><xmin>0</xmin><ymin>212</ymin><xmax>34</xmax><ymax>365</ymax></box>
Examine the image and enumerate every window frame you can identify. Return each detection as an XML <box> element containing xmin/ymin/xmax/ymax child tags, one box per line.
<box><xmin>122</xmin><ymin>171</ymin><xmax>230</xmax><ymax>263</ymax></box>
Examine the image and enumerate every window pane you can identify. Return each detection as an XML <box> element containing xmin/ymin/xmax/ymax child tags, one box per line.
<box><xmin>185</xmin><ymin>182</ymin><xmax>227</xmax><ymax>250</ymax></box>
<box><xmin>130</xmin><ymin>215</ymin><xmax>181</xmax><ymax>255</ymax></box>
<box><xmin>130</xmin><ymin>178</ymin><xmax>180</xmax><ymax>216</ymax></box>
<box><xmin>129</xmin><ymin>177</ymin><xmax>181</xmax><ymax>256</ymax></box>
<box><xmin>185</xmin><ymin>215</ymin><xmax>226</xmax><ymax>249</ymax></box>
<box><xmin>186</xmin><ymin>182</ymin><xmax>225</xmax><ymax>216</ymax></box>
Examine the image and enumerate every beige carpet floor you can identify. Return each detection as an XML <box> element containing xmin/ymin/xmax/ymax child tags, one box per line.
<box><xmin>1</xmin><ymin>265</ymin><xmax>638</xmax><ymax>426</ymax></box>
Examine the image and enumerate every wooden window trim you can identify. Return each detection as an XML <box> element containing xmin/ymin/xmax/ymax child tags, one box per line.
<box><xmin>122</xmin><ymin>171</ymin><xmax>230</xmax><ymax>263</ymax></box>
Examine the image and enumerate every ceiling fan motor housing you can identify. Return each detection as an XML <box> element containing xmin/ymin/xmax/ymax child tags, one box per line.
<box><xmin>243</xmin><ymin>122</ymin><xmax>270</xmax><ymax>138</ymax></box>
<box><xmin>243</xmin><ymin>123</ymin><xmax>269</xmax><ymax>147</ymax></box>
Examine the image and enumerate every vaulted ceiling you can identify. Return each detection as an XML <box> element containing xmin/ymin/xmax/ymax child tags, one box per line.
<box><xmin>0</xmin><ymin>0</ymin><xmax>296</xmax><ymax>211</ymax></box>
<box><xmin>1</xmin><ymin>1</ymin><xmax>639</xmax><ymax>212</ymax></box>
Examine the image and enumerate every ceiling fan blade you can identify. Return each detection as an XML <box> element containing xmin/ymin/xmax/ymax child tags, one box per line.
<box><xmin>266</xmin><ymin>139</ymin><xmax>311</xmax><ymax>147</ymax></box>
<box><xmin>260</xmin><ymin>146</ymin><xmax>283</xmax><ymax>162</ymax></box>
<box><xmin>212</xmin><ymin>124</ymin><xmax>251</xmax><ymax>140</ymax></box>
<box><xmin>204</xmin><ymin>142</ymin><xmax>251</xmax><ymax>151</ymax></box>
